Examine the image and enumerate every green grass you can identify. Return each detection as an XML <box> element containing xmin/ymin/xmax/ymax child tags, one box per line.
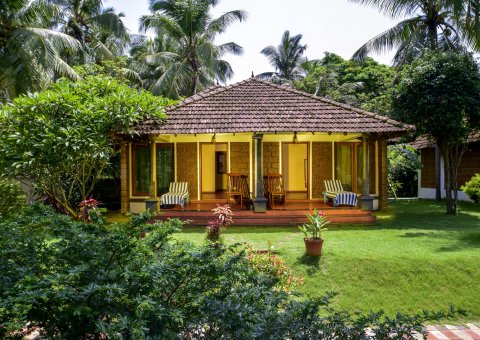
<box><xmin>173</xmin><ymin>199</ymin><xmax>480</xmax><ymax>321</ymax></box>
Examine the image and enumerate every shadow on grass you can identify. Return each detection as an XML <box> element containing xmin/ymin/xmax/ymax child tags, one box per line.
<box><xmin>400</xmin><ymin>229</ymin><xmax>480</xmax><ymax>252</ymax></box>
<box><xmin>295</xmin><ymin>253</ymin><xmax>321</xmax><ymax>275</ymax></box>
<box><xmin>437</xmin><ymin>232</ymin><xmax>480</xmax><ymax>252</ymax></box>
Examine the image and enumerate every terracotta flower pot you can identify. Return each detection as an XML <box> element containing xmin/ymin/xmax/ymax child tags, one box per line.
<box><xmin>304</xmin><ymin>238</ymin><xmax>324</xmax><ymax>257</ymax></box>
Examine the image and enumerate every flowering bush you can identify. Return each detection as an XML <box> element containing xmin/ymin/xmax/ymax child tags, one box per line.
<box><xmin>206</xmin><ymin>204</ymin><xmax>233</xmax><ymax>242</ymax></box>
<box><xmin>246</xmin><ymin>241</ymin><xmax>304</xmax><ymax>292</ymax></box>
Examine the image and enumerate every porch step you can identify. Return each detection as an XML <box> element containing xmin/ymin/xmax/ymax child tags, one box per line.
<box><xmin>156</xmin><ymin>209</ymin><xmax>376</xmax><ymax>226</ymax></box>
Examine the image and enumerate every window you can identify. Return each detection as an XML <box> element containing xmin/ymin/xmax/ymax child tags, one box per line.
<box><xmin>335</xmin><ymin>142</ymin><xmax>376</xmax><ymax>194</ymax></box>
<box><xmin>132</xmin><ymin>144</ymin><xmax>151</xmax><ymax>196</ymax></box>
<box><xmin>156</xmin><ymin>144</ymin><xmax>174</xmax><ymax>196</ymax></box>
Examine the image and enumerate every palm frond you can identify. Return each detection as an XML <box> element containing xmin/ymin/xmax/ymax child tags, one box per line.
<box><xmin>352</xmin><ymin>17</ymin><xmax>422</xmax><ymax>62</ymax></box>
<box><xmin>90</xmin><ymin>11</ymin><xmax>127</xmax><ymax>39</ymax></box>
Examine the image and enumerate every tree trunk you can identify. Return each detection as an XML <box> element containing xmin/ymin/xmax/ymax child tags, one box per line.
<box><xmin>435</xmin><ymin>144</ymin><xmax>441</xmax><ymax>201</ymax></box>
<box><xmin>441</xmin><ymin>142</ymin><xmax>465</xmax><ymax>215</ymax></box>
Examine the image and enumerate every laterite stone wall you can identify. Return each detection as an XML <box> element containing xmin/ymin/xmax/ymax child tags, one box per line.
<box><xmin>420</xmin><ymin>147</ymin><xmax>436</xmax><ymax>189</ymax></box>
<box><xmin>263</xmin><ymin>142</ymin><xmax>279</xmax><ymax>174</ymax></box>
<box><xmin>176</xmin><ymin>142</ymin><xmax>198</xmax><ymax>199</ymax></box>
<box><xmin>312</xmin><ymin>142</ymin><xmax>333</xmax><ymax>198</ymax></box>
<box><xmin>378</xmin><ymin>139</ymin><xmax>388</xmax><ymax>209</ymax></box>
<box><xmin>230</xmin><ymin>142</ymin><xmax>249</xmax><ymax>175</ymax></box>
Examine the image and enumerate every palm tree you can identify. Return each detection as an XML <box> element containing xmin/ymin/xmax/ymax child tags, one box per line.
<box><xmin>257</xmin><ymin>30</ymin><xmax>308</xmax><ymax>83</ymax></box>
<box><xmin>349</xmin><ymin>0</ymin><xmax>480</xmax><ymax>66</ymax></box>
<box><xmin>0</xmin><ymin>0</ymin><xmax>81</xmax><ymax>101</ymax></box>
<box><xmin>139</xmin><ymin>0</ymin><xmax>247</xmax><ymax>98</ymax></box>
<box><xmin>51</xmin><ymin>0</ymin><xmax>128</xmax><ymax>62</ymax></box>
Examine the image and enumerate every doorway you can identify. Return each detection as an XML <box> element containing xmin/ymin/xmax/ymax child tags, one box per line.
<box><xmin>201</xmin><ymin>143</ymin><xmax>228</xmax><ymax>199</ymax></box>
<box><xmin>282</xmin><ymin>142</ymin><xmax>309</xmax><ymax>200</ymax></box>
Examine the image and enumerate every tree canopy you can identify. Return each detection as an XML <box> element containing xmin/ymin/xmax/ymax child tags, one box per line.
<box><xmin>0</xmin><ymin>74</ymin><xmax>174</xmax><ymax>218</ymax></box>
<box><xmin>392</xmin><ymin>50</ymin><xmax>480</xmax><ymax>213</ymax></box>
<box><xmin>295</xmin><ymin>53</ymin><xmax>395</xmax><ymax>115</ymax></box>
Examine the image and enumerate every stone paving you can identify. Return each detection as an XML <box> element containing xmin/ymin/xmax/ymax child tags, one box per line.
<box><xmin>424</xmin><ymin>323</ymin><xmax>480</xmax><ymax>339</ymax></box>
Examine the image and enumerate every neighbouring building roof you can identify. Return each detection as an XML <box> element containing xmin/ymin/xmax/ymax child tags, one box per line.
<box><xmin>136</xmin><ymin>77</ymin><xmax>414</xmax><ymax>137</ymax></box>
<box><xmin>411</xmin><ymin>133</ymin><xmax>480</xmax><ymax>149</ymax></box>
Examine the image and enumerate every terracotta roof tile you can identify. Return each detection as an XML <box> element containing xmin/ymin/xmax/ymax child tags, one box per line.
<box><xmin>136</xmin><ymin>78</ymin><xmax>414</xmax><ymax>136</ymax></box>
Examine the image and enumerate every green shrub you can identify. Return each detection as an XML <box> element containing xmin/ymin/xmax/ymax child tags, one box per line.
<box><xmin>0</xmin><ymin>178</ymin><xmax>26</xmax><ymax>218</ymax></box>
<box><xmin>0</xmin><ymin>205</ymin><xmax>458</xmax><ymax>339</ymax></box>
<box><xmin>461</xmin><ymin>173</ymin><xmax>480</xmax><ymax>203</ymax></box>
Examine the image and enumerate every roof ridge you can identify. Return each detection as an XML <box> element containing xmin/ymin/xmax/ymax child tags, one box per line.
<box><xmin>250</xmin><ymin>77</ymin><xmax>415</xmax><ymax>131</ymax></box>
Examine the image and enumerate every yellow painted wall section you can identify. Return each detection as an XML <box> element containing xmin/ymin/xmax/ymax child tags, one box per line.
<box><xmin>287</xmin><ymin>144</ymin><xmax>307</xmax><ymax>191</ymax></box>
<box><xmin>201</xmin><ymin>144</ymin><xmax>216</xmax><ymax>192</ymax></box>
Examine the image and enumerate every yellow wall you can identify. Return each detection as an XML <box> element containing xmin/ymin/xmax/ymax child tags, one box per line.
<box><xmin>285</xmin><ymin>144</ymin><xmax>308</xmax><ymax>191</ymax></box>
<box><xmin>201</xmin><ymin>144</ymin><xmax>216</xmax><ymax>192</ymax></box>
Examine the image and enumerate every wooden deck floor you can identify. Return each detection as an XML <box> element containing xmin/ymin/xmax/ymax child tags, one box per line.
<box><xmin>157</xmin><ymin>199</ymin><xmax>376</xmax><ymax>225</ymax></box>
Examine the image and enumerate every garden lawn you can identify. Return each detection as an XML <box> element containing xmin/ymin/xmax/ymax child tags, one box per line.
<box><xmin>174</xmin><ymin>199</ymin><xmax>480</xmax><ymax>321</ymax></box>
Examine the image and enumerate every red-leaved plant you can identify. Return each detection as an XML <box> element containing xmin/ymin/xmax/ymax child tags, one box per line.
<box><xmin>206</xmin><ymin>204</ymin><xmax>233</xmax><ymax>242</ymax></box>
<box><xmin>78</xmin><ymin>197</ymin><xmax>104</xmax><ymax>224</ymax></box>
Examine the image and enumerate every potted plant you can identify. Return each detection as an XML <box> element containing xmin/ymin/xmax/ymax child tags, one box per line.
<box><xmin>298</xmin><ymin>209</ymin><xmax>329</xmax><ymax>256</ymax></box>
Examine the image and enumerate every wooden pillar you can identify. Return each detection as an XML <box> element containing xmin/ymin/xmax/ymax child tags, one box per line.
<box><xmin>253</xmin><ymin>134</ymin><xmax>267</xmax><ymax>212</ymax></box>
<box><xmin>146</xmin><ymin>139</ymin><xmax>158</xmax><ymax>211</ymax></box>
<box><xmin>360</xmin><ymin>136</ymin><xmax>373</xmax><ymax>210</ymax></box>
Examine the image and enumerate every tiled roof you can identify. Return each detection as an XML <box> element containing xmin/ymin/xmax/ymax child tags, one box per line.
<box><xmin>411</xmin><ymin>133</ymin><xmax>480</xmax><ymax>149</ymax></box>
<box><xmin>136</xmin><ymin>77</ymin><xmax>414</xmax><ymax>136</ymax></box>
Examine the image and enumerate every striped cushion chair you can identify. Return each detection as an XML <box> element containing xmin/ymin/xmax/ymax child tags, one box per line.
<box><xmin>160</xmin><ymin>182</ymin><xmax>190</xmax><ymax>209</ymax></box>
<box><xmin>323</xmin><ymin>180</ymin><xmax>358</xmax><ymax>207</ymax></box>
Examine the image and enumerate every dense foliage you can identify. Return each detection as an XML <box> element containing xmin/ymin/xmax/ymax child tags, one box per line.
<box><xmin>0</xmin><ymin>205</ymin><xmax>454</xmax><ymax>338</ymax></box>
<box><xmin>0</xmin><ymin>76</ymin><xmax>174</xmax><ymax>218</ymax></box>
<box><xmin>388</xmin><ymin>145</ymin><xmax>421</xmax><ymax>198</ymax></box>
<box><xmin>0</xmin><ymin>0</ymin><xmax>81</xmax><ymax>101</ymax></box>
<box><xmin>0</xmin><ymin>178</ymin><xmax>26</xmax><ymax>218</ymax></box>
<box><xmin>461</xmin><ymin>173</ymin><xmax>480</xmax><ymax>203</ymax></box>
<box><xmin>392</xmin><ymin>51</ymin><xmax>480</xmax><ymax>213</ymax></box>
<box><xmin>295</xmin><ymin>53</ymin><xmax>395</xmax><ymax>115</ymax></box>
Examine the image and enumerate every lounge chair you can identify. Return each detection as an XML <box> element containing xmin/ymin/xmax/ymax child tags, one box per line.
<box><xmin>160</xmin><ymin>182</ymin><xmax>190</xmax><ymax>209</ymax></box>
<box><xmin>323</xmin><ymin>180</ymin><xmax>358</xmax><ymax>207</ymax></box>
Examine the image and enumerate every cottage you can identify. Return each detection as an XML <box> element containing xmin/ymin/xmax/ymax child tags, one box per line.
<box><xmin>120</xmin><ymin>78</ymin><xmax>413</xmax><ymax>218</ymax></box>
<box><xmin>413</xmin><ymin>135</ymin><xmax>480</xmax><ymax>202</ymax></box>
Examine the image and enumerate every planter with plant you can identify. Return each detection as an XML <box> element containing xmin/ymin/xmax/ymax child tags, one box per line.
<box><xmin>298</xmin><ymin>209</ymin><xmax>329</xmax><ymax>256</ymax></box>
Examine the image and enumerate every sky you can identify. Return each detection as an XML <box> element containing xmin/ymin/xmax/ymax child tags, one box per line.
<box><xmin>105</xmin><ymin>0</ymin><xmax>401</xmax><ymax>83</ymax></box>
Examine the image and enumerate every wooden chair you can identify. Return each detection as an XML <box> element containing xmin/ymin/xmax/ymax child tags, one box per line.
<box><xmin>226</xmin><ymin>173</ymin><xmax>244</xmax><ymax>207</ymax></box>
<box><xmin>264</xmin><ymin>174</ymin><xmax>286</xmax><ymax>208</ymax></box>
<box><xmin>160</xmin><ymin>182</ymin><xmax>190</xmax><ymax>209</ymax></box>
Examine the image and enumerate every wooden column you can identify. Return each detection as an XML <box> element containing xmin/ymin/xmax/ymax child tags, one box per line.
<box><xmin>360</xmin><ymin>136</ymin><xmax>374</xmax><ymax>210</ymax></box>
<box><xmin>252</xmin><ymin>134</ymin><xmax>267</xmax><ymax>212</ymax></box>
<box><xmin>120</xmin><ymin>143</ymin><xmax>129</xmax><ymax>214</ymax></box>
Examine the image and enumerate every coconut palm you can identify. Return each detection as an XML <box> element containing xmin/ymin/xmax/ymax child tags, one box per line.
<box><xmin>349</xmin><ymin>0</ymin><xmax>480</xmax><ymax>66</ymax></box>
<box><xmin>51</xmin><ymin>0</ymin><xmax>128</xmax><ymax>62</ymax></box>
<box><xmin>139</xmin><ymin>0</ymin><xmax>247</xmax><ymax>98</ymax></box>
<box><xmin>0</xmin><ymin>0</ymin><xmax>81</xmax><ymax>101</ymax></box>
<box><xmin>257</xmin><ymin>30</ymin><xmax>308</xmax><ymax>83</ymax></box>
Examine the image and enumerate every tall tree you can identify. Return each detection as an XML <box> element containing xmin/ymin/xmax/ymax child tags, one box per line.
<box><xmin>392</xmin><ymin>51</ymin><xmax>480</xmax><ymax>214</ymax></box>
<box><xmin>349</xmin><ymin>0</ymin><xmax>480</xmax><ymax>66</ymax></box>
<box><xmin>295</xmin><ymin>53</ymin><xmax>395</xmax><ymax>115</ymax></box>
<box><xmin>139</xmin><ymin>0</ymin><xmax>246</xmax><ymax>99</ymax></box>
<box><xmin>51</xmin><ymin>0</ymin><xmax>128</xmax><ymax>62</ymax></box>
<box><xmin>0</xmin><ymin>0</ymin><xmax>81</xmax><ymax>102</ymax></box>
<box><xmin>257</xmin><ymin>30</ymin><xmax>308</xmax><ymax>83</ymax></box>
